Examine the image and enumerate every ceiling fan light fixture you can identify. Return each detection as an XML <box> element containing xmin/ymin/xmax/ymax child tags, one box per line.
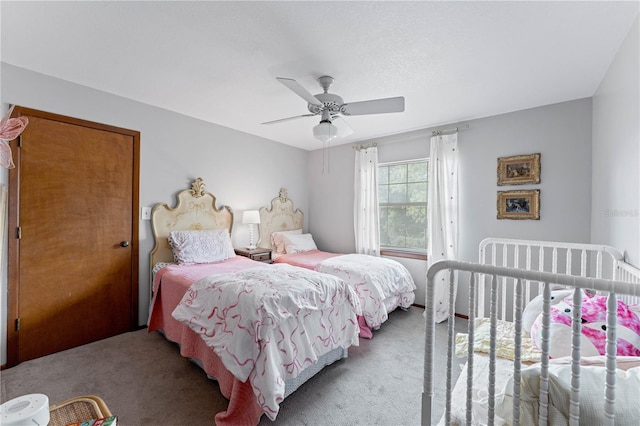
<box><xmin>313</xmin><ymin>120</ymin><xmax>338</xmax><ymax>143</ymax></box>
<box><xmin>270</xmin><ymin>76</ymin><xmax>404</xmax><ymax>143</ymax></box>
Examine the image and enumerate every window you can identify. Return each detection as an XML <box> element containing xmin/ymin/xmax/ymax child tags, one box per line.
<box><xmin>378</xmin><ymin>159</ymin><xmax>428</xmax><ymax>254</ymax></box>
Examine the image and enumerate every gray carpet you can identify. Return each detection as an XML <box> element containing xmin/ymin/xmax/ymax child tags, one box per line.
<box><xmin>0</xmin><ymin>307</ymin><xmax>465</xmax><ymax>425</ymax></box>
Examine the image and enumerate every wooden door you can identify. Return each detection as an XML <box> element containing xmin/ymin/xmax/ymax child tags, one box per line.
<box><xmin>6</xmin><ymin>108</ymin><xmax>139</xmax><ymax>366</ymax></box>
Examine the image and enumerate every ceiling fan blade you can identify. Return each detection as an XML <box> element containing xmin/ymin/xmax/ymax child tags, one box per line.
<box><xmin>341</xmin><ymin>96</ymin><xmax>405</xmax><ymax>116</ymax></box>
<box><xmin>333</xmin><ymin>116</ymin><xmax>354</xmax><ymax>138</ymax></box>
<box><xmin>276</xmin><ymin>77</ymin><xmax>323</xmax><ymax>107</ymax></box>
<box><xmin>261</xmin><ymin>113</ymin><xmax>316</xmax><ymax>125</ymax></box>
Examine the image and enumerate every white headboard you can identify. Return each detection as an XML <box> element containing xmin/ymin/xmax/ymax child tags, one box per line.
<box><xmin>150</xmin><ymin>177</ymin><xmax>233</xmax><ymax>268</ymax></box>
<box><xmin>257</xmin><ymin>188</ymin><xmax>303</xmax><ymax>250</ymax></box>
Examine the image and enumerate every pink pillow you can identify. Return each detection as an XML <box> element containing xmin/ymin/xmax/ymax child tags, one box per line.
<box><xmin>530</xmin><ymin>292</ymin><xmax>640</xmax><ymax>358</ymax></box>
<box><xmin>282</xmin><ymin>233</ymin><xmax>317</xmax><ymax>254</ymax></box>
<box><xmin>271</xmin><ymin>229</ymin><xmax>302</xmax><ymax>254</ymax></box>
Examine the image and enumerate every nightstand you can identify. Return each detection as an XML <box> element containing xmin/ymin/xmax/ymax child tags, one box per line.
<box><xmin>235</xmin><ymin>247</ymin><xmax>273</xmax><ymax>263</ymax></box>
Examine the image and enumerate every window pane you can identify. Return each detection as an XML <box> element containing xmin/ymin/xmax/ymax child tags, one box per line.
<box><xmin>408</xmin><ymin>182</ymin><xmax>427</xmax><ymax>203</ymax></box>
<box><xmin>379</xmin><ymin>206</ymin><xmax>389</xmax><ymax>246</ymax></box>
<box><xmin>405</xmin><ymin>234</ymin><xmax>426</xmax><ymax>249</ymax></box>
<box><xmin>389</xmin><ymin>164</ymin><xmax>407</xmax><ymax>184</ymax></box>
<box><xmin>386</xmin><ymin>206</ymin><xmax>406</xmax><ymax>246</ymax></box>
<box><xmin>378</xmin><ymin>166</ymin><xmax>389</xmax><ymax>185</ymax></box>
<box><xmin>406</xmin><ymin>206</ymin><xmax>426</xmax><ymax>225</ymax></box>
<box><xmin>408</xmin><ymin>162</ymin><xmax>428</xmax><ymax>182</ymax></box>
<box><xmin>389</xmin><ymin>183</ymin><xmax>407</xmax><ymax>203</ymax></box>
<box><xmin>378</xmin><ymin>184</ymin><xmax>388</xmax><ymax>203</ymax></box>
<box><xmin>389</xmin><ymin>233</ymin><xmax>406</xmax><ymax>247</ymax></box>
<box><xmin>406</xmin><ymin>206</ymin><xmax>426</xmax><ymax>249</ymax></box>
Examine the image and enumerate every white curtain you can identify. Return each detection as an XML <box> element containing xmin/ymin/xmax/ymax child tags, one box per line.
<box><xmin>427</xmin><ymin>133</ymin><xmax>459</xmax><ymax>323</ymax></box>
<box><xmin>354</xmin><ymin>146</ymin><xmax>380</xmax><ymax>256</ymax></box>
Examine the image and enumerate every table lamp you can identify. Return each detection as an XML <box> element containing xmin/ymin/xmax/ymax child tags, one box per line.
<box><xmin>242</xmin><ymin>210</ymin><xmax>260</xmax><ymax>250</ymax></box>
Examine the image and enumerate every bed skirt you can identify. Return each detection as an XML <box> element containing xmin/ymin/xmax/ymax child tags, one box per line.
<box><xmin>154</xmin><ymin>328</ymin><xmax>348</xmax><ymax>424</ymax></box>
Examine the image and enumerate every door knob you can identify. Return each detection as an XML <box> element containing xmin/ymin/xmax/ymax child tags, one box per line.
<box><xmin>120</xmin><ymin>241</ymin><xmax>130</xmax><ymax>247</ymax></box>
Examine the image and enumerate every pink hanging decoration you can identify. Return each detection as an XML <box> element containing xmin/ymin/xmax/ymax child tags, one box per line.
<box><xmin>0</xmin><ymin>105</ymin><xmax>29</xmax><ymax>169</ymax></box>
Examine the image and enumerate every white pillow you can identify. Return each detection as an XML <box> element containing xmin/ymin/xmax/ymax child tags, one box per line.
<box><xmin>271</xmin><ymin>229</ymin><xmax>302</xmax><ymax>254</ymax></box>
<box><xmin>282</xmin><ymin>233</ymin><xmax>317</xmax><ymax>254</ymax></box>
<box><xmin>168</xmin><ymin>229</ymin><xmax>235</xmax><ymax>265</ymax></box>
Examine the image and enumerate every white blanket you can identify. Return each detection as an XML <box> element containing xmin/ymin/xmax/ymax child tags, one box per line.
<box><xmin>497</xmin><ymin>364</ymin><xmax>640</xmax><ymax>425</ymax></box>
<box><xmin>172</xmin><ymin>264</ymin><xmax>361</xmax><ymax>420</ymax></box>
<box><xmin>317</xmin><ymin>254</ymin><xmax>416</xmax><ymax>329</ymax></box>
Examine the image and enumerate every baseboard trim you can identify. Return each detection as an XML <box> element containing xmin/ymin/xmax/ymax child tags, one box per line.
<box><xmin>409</xmin><ymin>303</ymin><xmax>467</xmax><ymax>320</ymax></box>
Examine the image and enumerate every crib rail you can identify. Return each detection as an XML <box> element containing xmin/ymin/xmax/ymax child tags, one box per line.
<box><xmin>478</xmin><ymin>238</ymin><xmax>624</xmax><ymax>321</ymax></box>
<box><xmin>422</xmin><ymin>259</ymin><xmax>640</xmax><ymax>426</ymax></box>
<box><xmin>617</xmin><ymin>261</ymin><xmax>640</xmax><ymax>306</ymax></box>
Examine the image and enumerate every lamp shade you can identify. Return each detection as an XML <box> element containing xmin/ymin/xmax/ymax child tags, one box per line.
<box><xmin>313</xmin><ymin>121</ymin><xmax>338</xmax><ymax>143</ymax></box>
<box><xmin>242</xmin><ymin>210</ymin><xmax>261</xmax><ymax>224</ymax></box>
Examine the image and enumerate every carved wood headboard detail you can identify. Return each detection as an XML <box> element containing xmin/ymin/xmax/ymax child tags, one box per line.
<box><xmin>257</xmin><ymin>188</ymin><xmax>304</xmax><ymax>250</ymax></box>
<box><xmin>150</xmin><ymin>177</ymin><xmax>233</xmax><ymax>270</ymax></box>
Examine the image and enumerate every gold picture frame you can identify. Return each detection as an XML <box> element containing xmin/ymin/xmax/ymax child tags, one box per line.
<box><xmin>497</xmin><ymin>153</ymin><xmax>541</xmax><ymax>185</ymax></box>
<box><xmin>497</xmin><ymin>189</ymin><xmax>540</xmax><ymax>220</ymax></box>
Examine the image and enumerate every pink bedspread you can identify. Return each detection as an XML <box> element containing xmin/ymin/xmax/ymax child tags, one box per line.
<box><xmin>147</xmin><ymin>256</ymin><xmax>360</xmax><ymax>425</ymax></box>
<box><xmin>148</xmin><ymin>256</ymin><xmax>259</xmax><ymax>352</ymax></box>
<box><xmin>276</xmin><ymin>250</ymin><xmax>416</xmax><ymax>336</ymax></box>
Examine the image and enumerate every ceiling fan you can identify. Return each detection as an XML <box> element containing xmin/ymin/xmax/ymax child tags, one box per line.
<box><xmin>262</xmin><ymin>76</ymin><xmax>405</xmax><ymax>143</ymax></box>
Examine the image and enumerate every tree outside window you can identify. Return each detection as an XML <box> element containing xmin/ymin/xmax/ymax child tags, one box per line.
<box><xmin>378</xmin><ymin>159</ymin><xmax>428</xmax><ymax>252</ymax></box>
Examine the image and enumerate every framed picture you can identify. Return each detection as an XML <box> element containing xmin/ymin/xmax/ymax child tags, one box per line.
<box><xmin>497</xmin><ymin>189</ymin><xmax>540</xmax><ymax>220</ymax></box>
<box><xmin>497</xmin><ymin>153</ymin><xmax>541</xmax><ymax>185</ymax></box>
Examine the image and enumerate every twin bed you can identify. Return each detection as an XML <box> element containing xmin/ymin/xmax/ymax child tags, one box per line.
<box><xmin>257</xmin><ymin>188</ymin><xmax>416</xmax><ymax>338</ymax></box>
<box><xmin>146</xmin><ymin>179</ymin><xmax>414</xmax><ymax>425</ymax></box>
<box><xmin>423</xmin><ymin>239</ymin><xmax>640</xmax><ymax>425</ymax></box>
<box><xmin>147</xmin><ymin>179</ymin><xmax>360</xmax><ymax>425</ymax></box>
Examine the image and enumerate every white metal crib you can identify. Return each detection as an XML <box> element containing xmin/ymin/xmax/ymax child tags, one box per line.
<box><xmin>478</xmin><ymin>238</ymin><xmax>627</xmax><ymax>319</ymax></box>
<box><xmin>422</xmin><ymin>241</ymin><xmax>640</xmax><ymax>426</ymax></box>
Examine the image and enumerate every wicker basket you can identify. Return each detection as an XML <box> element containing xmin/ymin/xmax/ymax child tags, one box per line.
<box><xmin>48</xmin><ymin>395</ymin><xmax>112</xmax><ymax>426</ymax></box>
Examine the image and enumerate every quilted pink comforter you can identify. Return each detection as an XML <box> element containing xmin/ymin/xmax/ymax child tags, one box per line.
<box><xmin>148</xmin><ymin>258</ymin><xmax>360</xmax><ymax>423</ymax></box>
<box><xmin>276</xmin><ymin>250</ymin><xmax>416</xmax><ymax>334</ymax></box>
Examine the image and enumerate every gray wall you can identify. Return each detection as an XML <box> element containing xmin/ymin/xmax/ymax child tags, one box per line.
<box><xmin>591</xmin><ymin>15</ymin><xmax>639</xmax><ymax>267</ymax></box>
<box><xmin>308</xmin><ymin>99</ymin><xmax>594</xmax><ymax>311</ymax></box>
<box><xmin>0</xmin><ymin>63</ymin><xmax>310</xmax><ymax>365</ymax></box>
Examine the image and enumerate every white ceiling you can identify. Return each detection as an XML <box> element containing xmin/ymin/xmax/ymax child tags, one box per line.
<box><xmin>1</xmin><ymin>1</ymin><xmax>638</xmax><ymax>151</ymax></box>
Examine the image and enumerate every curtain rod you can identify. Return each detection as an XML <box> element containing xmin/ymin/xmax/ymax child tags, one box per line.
<box><xmin>352</xmin><ymin>142</ymin><xmax>378</xmax><ymax>151</ymax></box>
<box><xmin>432</xmin><ymin>124</ymin><xmax>470</xmax><ymax>136</ymax></box>
<box><xmin>351</xmin><ymin>123</ymin><xmax>470</xmax><ymax>149</ymax></box>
